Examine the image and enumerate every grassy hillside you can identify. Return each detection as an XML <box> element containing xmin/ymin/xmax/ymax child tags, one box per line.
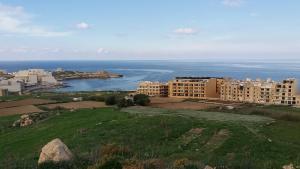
<box><xmin>1</xmin><ymin>107</ymin><xmax>300</xmax><ymax>169</ymax></box>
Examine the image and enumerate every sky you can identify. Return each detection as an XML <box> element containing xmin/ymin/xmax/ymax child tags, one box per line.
<box><xmin>0</xmin><ymin>0</ymin><xmax>300</xmax><ymax>61</ymax></box>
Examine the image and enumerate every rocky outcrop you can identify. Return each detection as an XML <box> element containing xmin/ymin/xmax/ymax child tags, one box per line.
<box><xmin>53</xmin><ymin>70</ymin><xmax>123</xmax><ymax>81</ymax></box>
<box><xmin>13</xmin><ymin>112</ymin><xmax>53</xmax><ymax>127</ymax></box>
<box><xmin>204</xmin><ymin>165</ymin><xmax>215</xmax><ymax>169</ymax></box>
<box><xmin>13</xmin><ymin>114</ymin><xmax>34</xmax><ymax>127</ymax></box>
<box><xmin>38</xmin><ymin>138</ymin><xmax>73</xmax><ymax>164</ymax></box>
<box><xmin>283</xmin><ymin>164</ymin><xmax>295</xmax><ymax>169</ymax></box>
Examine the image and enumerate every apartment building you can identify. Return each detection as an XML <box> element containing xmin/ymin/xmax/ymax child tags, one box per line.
<box><xmin>13</xmin><ymin>69</ymin><xmax>58</xmax><ymax>86</ymax></box>
<box><xmin>168</xmin><ymin>77</ymin><xmax>223</xmax><ymax>99</ymax></box>
<box><xmin>136</xmin><ymin>81</ymin><xmax>168</xmax><ymax>97</ymax></box>
<box><xmin>220</xmin><ymin>78</ymin><xmax>299</xmax><ymax>105</ymax></box>
<box><xmin>273</xmin><ymin>78</ymin><xmax>299</xmax><ymax>105</ymax></box>
<box><xmin>222</xmin><ymin>79</ymin><xmax>271</xmax><ymax>103</ymax></box>
<box><xmin>0</xmin><ymin>79</ymin><xmax>24</xmax><ymax>94</ymax></box>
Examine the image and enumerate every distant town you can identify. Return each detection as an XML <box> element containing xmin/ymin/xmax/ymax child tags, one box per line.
<box><xmin>137</xmin><ymin>77</ymin><xmax>300</xmax><ymax>106</ymax></box>
<box><xmin>0</xmin><ymin>68</ymin><xmax>299</xmax><ymax>107</ymax></box>
<box><xmin>0</xmin><ymin>69</ymin><xmax>123</xmax><ymax>95</ymax></box>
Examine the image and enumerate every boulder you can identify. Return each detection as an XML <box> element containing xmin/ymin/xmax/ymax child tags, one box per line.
<box><xmin>20</xmin><ymin>118</ymin><xmax>33</xmax><ymax>127</ymax></box>
<box><xmin>204</xmin><ymin>165</ymin><xmax>215</xmax><ymax>169</ymax></box>
<box><xmin>12</xmin><ymin>119</ymin><xmax>21</xmax><ymax>127</ymax></box>
<box><xmin>226</xmin><ymin>106</ymin><xmax>234</xmax><ymax>110</ymax></box>
<box><xmin>283</xmin><ymin>164</ymin><xmax>295</xmax><ymax>169</ymax></box>
<box><xmin>38</xmin><ymin>138</ymin><xmax>73</xmax><ymax>164</ymax></box>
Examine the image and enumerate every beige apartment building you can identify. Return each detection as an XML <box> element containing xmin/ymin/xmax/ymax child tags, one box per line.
<box><xmin>220</xmin><ymin>78</ymin><xmax>276</xmax><ymax>104</ymax></box>
<box><xmin>273</xmin><ymin>78</ymin><xmax>299</xmax><ymax>105</ymax></box>
<box><xmin>136</xmin><ymin>77</ymin><xmax>300</xmax><ymax>106</ymax></box>
<box><xmin>136</xmin><ymin>81</ymin><xmax>168</xmax><ymax>97</ymax></box>
<box><xmin>168</xmin><ymin>77</ymin><xmax>224</xmax><ymax>99</ymax></box>
<box><xmin>220</xmin><ymin>78</ymin><xmax>300</xmax><ymax>105</ymax></box>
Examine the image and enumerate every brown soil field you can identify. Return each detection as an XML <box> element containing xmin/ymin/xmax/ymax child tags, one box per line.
<box><xmin>150</xmin><ymin>101</ymin><xmax>217</xmax><ymax>110</ymax></box>
<box><xmin>0</xmin><ymin>98</ymin><xmax>55</xmax><ymax>109</ymax></box>
<box><xmin>44</xmin><ymin>101</ymin><xmax>107</xmax><ymax>110</ymax></box>
<box><xmin>0</xmin><ymin>105</ymin><xmax>44</xmax><ymax>116</ymax></box>
<box><xmin>150</xmin><ymin>97</ymin><xmax>184</xmax><ymax>104</ymax></box>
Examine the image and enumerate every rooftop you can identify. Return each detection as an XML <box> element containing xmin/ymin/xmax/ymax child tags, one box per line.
<box><xmin>175</xmin><ymin>77</ymin><xmax>223</xmax><ymax>80</ymax></box>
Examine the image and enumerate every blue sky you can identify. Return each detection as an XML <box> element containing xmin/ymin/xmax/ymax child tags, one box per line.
<box><xmin>0</xmin><ymin>0</ymin><xmax>300</xmax><ymax>60</ymax></box>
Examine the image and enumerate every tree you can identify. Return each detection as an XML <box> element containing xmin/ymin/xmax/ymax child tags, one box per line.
<box><xmin>105</xmin><ymin>95</ymin><xmax>117</xmax><ymax>105</ymax></box>
<box><xmin>133</xmin><ymin>94</ymin><xmax>150</xmax><ymax>106</ymax></box>
<box><xmin>117</xmin><ymin>98</ymin><xmax>134</xmax><ymax>108</ymax></box>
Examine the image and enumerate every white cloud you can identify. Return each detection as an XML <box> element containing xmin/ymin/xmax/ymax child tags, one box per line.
<box><xmin>222</xmin><ymin>0</ymin><xmax>243</xmax><ymax>7</ymax></box>
<box><xmin>0</xmin><ymin>3</ymin><xmax>71</xmax><ymax>37</ymax></box>
<box><xmin>97</xmin><ymin>48</ymin><xmax>108</xmax><ymax>54</ymax></box>
<box><xmin>76</xmin><ymin>22</ymin><xmax>90</xmax><ymax>30</ymax></box>
<box><xmin>173</xmin><ymin>28</ymin><xmax>198</xmax><ymax>35</ymax></box>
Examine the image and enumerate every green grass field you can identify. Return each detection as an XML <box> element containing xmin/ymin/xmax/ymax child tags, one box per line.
<box><xmin>1</xmin><ymin>106</ymin><xmax>300</xmax><ymax>169</ymax></box>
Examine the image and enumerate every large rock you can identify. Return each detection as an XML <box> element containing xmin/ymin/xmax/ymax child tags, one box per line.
<box><xmin>38</xmin><ymin>138</ymin><xmax>73</xmax><ymax>164</ymax></box>
<box><xmin>283</xmin><ymin>164</ymin><xmax>295</xmax><ymax>169</ymax></box>
<box><xmin>204</xmin><ymin>165</ymin><xmax>215</xmax><ymax>169</ymax></box>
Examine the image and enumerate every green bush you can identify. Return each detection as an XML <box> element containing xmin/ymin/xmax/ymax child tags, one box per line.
<box><xmin>117</xmin><ymin>98</ymin><xmax>134</xmax><ymax>108</ymax></box>
<box><xmin>133</xmin><ymin>94</ymin><xmax>150</xmax><ymax>106</ymax></box>
<box><xmin>105</xmin><ymin>96</ymin><xmax>117</xmax><ymax>105</ymax></box>
<box><xmin>97</xmin><ymin>159</ymin><xmax>122</xmax><ymax>169</ymax></box>
<box><xmin>86</xmin><ymin>96</ymin><xmax>105</xmax><ymax>102</ymax></box>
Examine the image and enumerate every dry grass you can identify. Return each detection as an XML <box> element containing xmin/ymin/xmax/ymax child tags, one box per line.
<box><xmin>203</xmin><ymin>129</ymin><xmax>230</xmax><ymax>152</ymax></box>
<box><xmin>44</xmin><ymin>101</ymin><xmax>108</xmax><ymax>110</ymax></box>
<box><xmin>0</xmin><ymin>105</ymin><xmax>44</xmax><ymax>116</ymax></box>
<box><xmin>150</xmin><ymin>101</ymin><xmax>217</xmax><ymax>110</ymax></box>
<box><xmin>180</xmin><ymin>128</ymin><xmax>204</xmax><ymax>146</ymax></box>
<box><xmin>150</xmin><ymin>97</ymin><xmax>184</xmax><ymax>104</ymax></box>
<box><xmin>0</xmin><ymin>98</ymin><xmax>55</xmax><ymax>109</ymax></box>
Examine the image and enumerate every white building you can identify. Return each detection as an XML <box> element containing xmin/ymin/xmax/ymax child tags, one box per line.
<box><xmin>13</xmin><ymin>69</ymin><xmax>58</xmax><ymax>86</ymax></box>
<box><xmin>0</xmin><ymin>79</ymin><xmax>23</xmax><ymax>94</ymax></box>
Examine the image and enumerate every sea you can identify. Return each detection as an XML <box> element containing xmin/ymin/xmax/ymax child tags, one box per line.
<box><xmin>1</xmin><ymin>60</ymin><xmax>300</xmax><ymax>91</ymax></box>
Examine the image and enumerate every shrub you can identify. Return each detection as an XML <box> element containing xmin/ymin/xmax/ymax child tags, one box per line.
<box><xmin>105</xmin><ymin>96</ymin><xmax>117</xmax><ymax>105</ymax></box>
<box><xmin>173</xmin><ymin>158</ymin><xmax>189</xmax><ymax>169</ymax></box>
<box><xmin>117</xmin><ymin>98</ymin><xmax>134</xmax><ymax>108</ymax></box>
<box><xmin>97</xmin><ymin>159</ymin><xmax>122</xmax><ymax>169</ymax></box>
<box><xmin>133</xmin><ymin>94</ymin><xmax>150</xmax><ymax>106</ymax></box>
<box><xmin>38</xmin><ymin>161</ymin><xmax>75</xmax><ymax>169</ymax></box>
<box><xmin>87</xmin><ymin>96</ymin><xmax>105</xmax><ymax>102</ymax></box>
<box><xmin>100</xmin><ymin>144</ymin><xmax>131</xmax><ymax>158</ymax></box>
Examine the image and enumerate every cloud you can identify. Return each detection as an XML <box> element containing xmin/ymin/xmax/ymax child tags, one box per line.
<box><xmin>173</xmin><ymin>28</ymin><xmax>198</xmax><ymax>35</ymax></box>
<box><xmin>97</xmin><ymin>48</ymin><xmax>109</xmax><ymax>54</ymax></box>
<box><xmin>0</xmin><ymin>3</ymin><xmax>71</xmax><ymax>37</ymax></box>
<box><xmin>222</xmin><ymin>0</ymin><xmax>243</xmax><ymax>7</ymax></box>
<box><xmin>76</xmin><ymin>22</ymin><xmax>90</xmax><ymax>30</ymax></box>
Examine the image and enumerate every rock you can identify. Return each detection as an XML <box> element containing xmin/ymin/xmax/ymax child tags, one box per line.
<box><xmin>226</xmin><ymin>106</ymin><xmax>234</xmax><ymax>110</ymax></box>
<box><xmin>13</xmin><ymin>112</ymin><xmax>52</xmax><ymax>127</ymax></box>
<box><xmin>12</xmin><ymin>120</ymin><xmax>21</xmax><ymax>127</ymax></box>
<box><xmin>204</xmin><ymin>165</ymin><xmax>215</xmax><ymax>169</ymax></box>
<box><xmin>38</xmin><ymin>138</ymin><xmax>73</xmax><ymax>164</ymax></box>
<box><xmin>283</xmin><ymin>164</ymin><xmax>295</xmax><ymax>169</ymax></box>
<box><xmin>20</xmin><ymin>118</ymin><xmax>33</xmax><ymax>127</ymax></box>
<box><xmin>20</xmin><ymin>114</ymin><xmax>29</xmax><ymax>119</ymax></box>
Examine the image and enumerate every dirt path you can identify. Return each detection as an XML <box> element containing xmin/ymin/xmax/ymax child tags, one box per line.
<box><xmin>44</xmin><ymin>101</ymin><xmax>108</xmax><ymax>110</ymax></box>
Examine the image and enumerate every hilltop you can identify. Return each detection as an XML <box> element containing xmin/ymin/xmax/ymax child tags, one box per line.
<box><xmin>0</xmin><ymin>92</ymin><xmax>300</xmax><ymax>168</ymax></box>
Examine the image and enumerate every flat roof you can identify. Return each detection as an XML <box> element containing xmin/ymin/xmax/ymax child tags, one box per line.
<box><xmin>175</xmin><ymin>77</ymin><xmax>224</xmax><ymax>80</ymax></box>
